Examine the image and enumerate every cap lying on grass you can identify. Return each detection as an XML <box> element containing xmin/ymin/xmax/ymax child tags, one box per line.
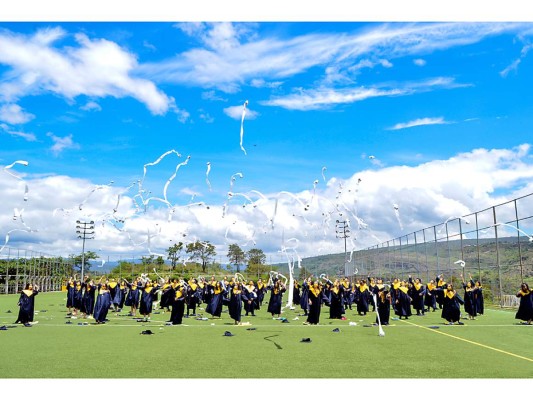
<box><xmin>0</xmin><ymin>325</ymin><xmax>7</xmax><ymax>330</ymax></box>
<box><xmin>223</xmin><ymin>331</ymin><xmax>234</xmax><ymax>337</ymax></box>
<box><xmin>140</xmin><ymin>330</ymin><xmax>154</xmax><ymax>335</ymax></box>
<box><xmin>332</xmin><ymin>328</ymin><xmax>340</xmax><ymax>332</ymax></box>
<box><xmin>300</xmin><ymin>338</ymin><xmax>311</xmax><ymax>343</ymax></box>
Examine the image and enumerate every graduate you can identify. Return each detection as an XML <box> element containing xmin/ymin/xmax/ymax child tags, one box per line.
<box><xmin>328</xmin><ymin>279</ymin><xmax>345</xmax><ymax>319</ymax></box>
<box><xmin>304</xmin><ymin>280</ymin><xmax>324</xmax><ymax>325</ymax></box>
<box><xmin>15</xmin><ymin>283</ymin><xmax>39</xmax><ymax>325</ymax></box>
<box><xmin>367</xmin><ymin>276</ymin><xmax>377</xmax><ymax>312</ymax></box>
<box><xmin>72</xmin><ymin>279</ymin><xmax>83</xmax><ymax>317</ymax></box>
<box><xmin>424</xmin><ymin>279</ymin><xmax>438</xmax><ymax>312</ymax></box>
<box><xmin>108</xmin><ymin>278</ymin><xmax>122</xmax><ymax>312</ymax></box>
<box><xmin>355</xmin><ymin>279</ymin><xmax>370</xmax><ymax>316</ymax></box>
<box><xmin>159</xmin><ymin>278</ymin><xmax>173</xmax><ymax>313</ymax></box>
<box><xmin>186</xmin><ymin>278</ymin><xmax>201</xmax><ymax>317</ymax></box>
<box><xmin>228</xmin><ymin>281</ymin><xmax>248</xmax><ymax>325</ymax></box>
<box><xmin>266</xmin><ymin>278</ymin><xmax>286</xmax><ymax>318</ymax></box>
<box><xmin>474</xmin><ymin>279</ymin><xmax>484</xmax><ymax>315</ymax></box>
<box><xmin>341</xmin><ymin>277</ymin><xmax>353</xmax><ymax>310</ymax></box>
<box><xmin>394</xmin><ymin>281</ymin><xmax>412</xmax><ymax>320</ymax></box>
<box><xmin>81</xmin><ymin>276</ymin><xmax>97</xmax><ymax>319</ymax></box>
<box><xmin>436</xmin><ymin>283</ymin><xmax>464</xmax><ymax>325</ymax></box>
<box><xmin>169</xmin><ymin>282</ymin><xmax>187</xmax><ymax>325</ymax></box>
<box><xmin>292</xmin><ymin>279</ymin><xmax>301</xmax><ymax>307</ymax></box>
<box><xmin>138</xmin><ymin>279</ymin><xmax>159</xmax><ymax>322</ymax></box>
<box><xmin>243</xmin><ymin>280</ymin><xmax>258</xmax><ymax>316</ymax></box>
<box><xmin>65</xmin><ymin>277</ymin><xmax>76</xmax><ymax>316</ymax></box>
<box><xmin>206</xmin><ymin>280</ymin><xmax>226</xmax><ymax>318</ymax></box>
<box><xmin>93</xmin><ymin>278</ymin><xmax>112</xmax><ymax>324</ymax></box>
<box><xmin>299</xmin><ymin>276</ymin><xmax>312</xmax><ymax>316</ymax></box>
<box><xmin>256</xmin><ymin>278</ymin><xmax>267</xmax><ymax>308</ymax></box>
<box><xmin>436</xmin><ymin>274</ymin><xmax>447</xmax><ymax>309</ymax></box>
<box><xmin>124</xmin><ymin>277</ymin><xmax>141</xmax><ymax>317</ymax></box>
<box><xmin>515</xmin><ymin>283</ymin><xmax>533</xmax><ymax>325</ymax></box>
<box><xmin>203</xmin><ymin>276</ymin><xmax>216</xmax><ymax>309</ymax></box>
<box><xmin>408</xmin><ymin>275</ymin><xmax>426</xmax><ymax>316</ymax></box>
<box><xmin>460</xmin><ymin>274</ymin><xmax>478</xmax><ymax>320</ymax></box>
<box><xmin>375</xmin><ymin>284</ymin><xmax>391</xmax><ymax>326</ymax></box>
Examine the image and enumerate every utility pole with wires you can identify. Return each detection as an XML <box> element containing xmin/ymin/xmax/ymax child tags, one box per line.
<box><xmin>76</xmin><ymin>220</ymin><xmax>95</xmax><ymax>279</ymax></box>
<box><xmin>335</xmin><ymin>219</ymin><xmax>350</xmax><ymax>278</ymax></box>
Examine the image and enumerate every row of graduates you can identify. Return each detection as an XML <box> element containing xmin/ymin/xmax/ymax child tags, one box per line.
<box><xmin>292</xmin><ymin>274</ymin><xmax>485</xmax><ymax>326</ymax></box>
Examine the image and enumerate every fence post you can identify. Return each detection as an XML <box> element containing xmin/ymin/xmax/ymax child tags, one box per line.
<box><xmin>493</xmin><ymin>207</ymin><xmax>503</xmax><ymax>307</ymax></box>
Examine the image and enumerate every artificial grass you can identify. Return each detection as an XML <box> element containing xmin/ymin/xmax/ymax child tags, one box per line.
<box><xmin>0</xmin><ymin>292</ymin><xmax>532</xmax><ymax>378</ymax></box>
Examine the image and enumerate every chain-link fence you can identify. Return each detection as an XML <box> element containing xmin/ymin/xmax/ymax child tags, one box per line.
<box><xmin>0</xmin><ymin>248</ymin><xmax>75</xmax><ymax>294</ymax></box>
<box><xmin>351</xmin><ymin>193</ymin><xmax>533</xmax><ymax>306</ymax></box>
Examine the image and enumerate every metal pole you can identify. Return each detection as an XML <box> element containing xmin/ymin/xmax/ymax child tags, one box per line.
<box><xmin>493</xmin><ymin>207</ymin><xmax>503</xmax><ymax>307</ymax></box>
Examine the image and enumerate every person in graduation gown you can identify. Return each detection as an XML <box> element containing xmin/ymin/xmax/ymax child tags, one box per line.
<box><xmin>367</xmin><ymin>277</ymin><xmax>377</xmax><ymax>312</ymax></box>
<box><xmin>424</xmin><ymin>279</ymin><xmax>438</xmax><ymax>312</ymax></box>
<box><xmin>408</xmin><ymin>276</ymin><xmax>426</xmax><ymax>316</ymax></box>
<box><xmin>228</xmin><ymin>282</ymin><xmax>248</xmax><ymax>325</ymax></box>
<box><xmin>159</xmin><ymin>278</ymin><xmax>173</xmax><ymax>313</ymax></box>
<box><xmin>266</xmin><ymin>279</ymin><xmax>286</xmax><ymax>318</ymax></box>
<box><xmin>15</xmin><ymin>283</ymin><xmax>39</xmax><ymax>325</ymax></box>
<box><xmin>108</xmin><ymin>278</ymin><xmax>121</xmax><ymax>312</ymax></box>
<box><xmin>474</xmin><ymin>279</ymin><xmax>484</xmax><ymax>315</ymax></box>
<box><xmin>375</xmin><ymin>284</ymin><xmax>391</xmax><ymax>326</ymax></box>
<box><xmin>206</xmin><ymin>280</ymin><xmax>226</xmax><ymax>318</ymax></box>
<box><xmin>435</xmin><ymin>283</ymin><xmax>464</xmax><ymax>325</ymax></box>
<box><xmin>394</xmin><ymin>281</ymin><xmax>412</xmax><ymax>320</ymax></box>
<box><xmin>73</xmin><ymin>279</ymin><xmax>83</xmax><ymax>317</ymax></box>
<box><xmin>355</xmin><ymin>279</ymin><xmax>370</xmax><ymax>316</ymax></box>
<box><xmin>436</xmin><ymin>274</ymin><xmax>447</xmax><ymax>309</ymax></box>
<box><xmin>138</xmin><ymin>279</ymin><xmax>159</xmax><ymax>322</ymax></box>
<box><xmin>292</xmin><ymin>279</ymin><xmax>301</xmax><ymax>307</ymax></box>
<box><xmin>186</xmin><ymin>278</ymin><xmax>201</xmax><ymax>317</ymax></box>
<box><xmin>243</xmin><ymin>280</ymin><xmax>258</xmax><ymax>316</ymax></box>
<box><xmin>124</xmin><ymin>277</ymin><xmax>141</xmax><ymax>317</ymax></box>
<box><xmin>81</xmin><ymin>277</ymin><xmax>97</xmax><ymax>319</ymax></box>
<box><xmin>460</xmin><ymin>274</ymin><xmax>478</xmax><ymax>320</ymax></box>
<box><xmin>515</xmin><ymin>283</ymin><xmax>533</xmax><ymax>324</ymax></box>
<box><xmin>93</xmin><ymin>280</ymin><xmax>112</xmax><ymax>324</ymax></box>
<box><xmin>256</xmin><ymin>278</ymin><xmax>267</xmax><ymax>308</ymax></box>
<box><xmin>299</xmin><ymin>277</ymin><xmax>312</xmax><ymax>316</ymax></box>
<box><xmin>390</xmin><ymin>278</ymin><xmax>401</xmax><ymax>314</ymax></box>
<box><xmin>329</xmin><ymin>279</ymin><xmax>345</xmax><ymax>319</ymax></box>
<box><xmin>304</xmin><ymin>281</ymin><xmax>325</xmax><ymax>325</ymax></box>
<box><xmin>66</xmin><ymin>277</ymin><xmax>76</xmax><ymax>316</ymax></box>
<box><xmin>169</xmin><ymin>283</ymin><xmax>187</xmax><ymax>325</ymax></box>
<box><xmin>203</xmin><ymin>276</ymin><xmax>216</xmax><ymax>310</ymax></box>
<box><xmin>341</xmin><ymin>277</ymin><xmax>353</xmax><ymax>311</ymax></box>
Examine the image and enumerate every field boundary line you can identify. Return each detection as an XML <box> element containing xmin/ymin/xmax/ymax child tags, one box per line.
<box><xmin>399</xmin><ymin>319</ymin><xmax>533</xmax><ymax>363</ymax></box>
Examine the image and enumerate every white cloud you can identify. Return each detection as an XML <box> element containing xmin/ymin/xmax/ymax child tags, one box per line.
<box><xmin>223</xmin><ymin>104</ymin><xmax>259</xmax><ymax>120</ymax></box>
<box><xmin>0</xmin><ymin>27</ymin><xmax>172</xmax><ymax>115</ymax></box>
<box><xmin>388</xmin><ymin>117</ymin><xmax>450</xmax><ymax>130</ymax></box>
<box><xmin>0</xmin><ymin>103</ymin><xmax>35</xmax><ymax>124</ymax></box>
<box><xmin>2</xmin><ymin>144</ymin><xmax>532</xmax><ymax>261</ymax></box>
<box><xmin>500</xmin><ymin>44</ymin><xmax>533</xmax><ymax>77</ymax></box>
<box><xmin>47</xmin><ymin>132</ymin><xmax>80</xmax><ymax>155</ymax></box>
<box><xmin>80</xmin><ymin>101</ymin><xmax>102</xmax><ymax>112</ymax></box>
<box><xmin>413</xmin><ymin>58</ymin><xmax>427</xmax><ymax>66</ymax></box>
<box><xmin>0</xmin><ymin>123</ymin><xmax>37</xmax><ymax>141</ymax></box>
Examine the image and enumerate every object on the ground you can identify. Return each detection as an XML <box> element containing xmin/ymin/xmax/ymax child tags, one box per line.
<box><xmin>300</xmin><ymin>338</ymin><xmax>312</xmax><ymax>343</ymax></box>
<box><xmin>0</xmin><ymin>325</ymin><xmax>7</xmax><ymax>330</ymax></box>
<box><xmin>223</xmin><ymin>331</ymin><xmax>234</xmax><ymax>337</ymax></box>
<box><xmin>282</xmin><ymin>319</ymin><xmax>289</xmax><ymax>323</ymax></box>
<box><xmin>349</xmin><ymin>322</ymin><xmax>357</xmax><ymax>326</ymax></box>
<box><xmin>6</xmin><ymin>310</ymin><xmax>12</xmax><ymax>313</ymax></box>
<box><xmin>428</xmin><ymin>326</ymin><xmax>440</xmax><ymax>329</ymax></box>
<box><xmin>77</xmin><ymin>322</ymin><xmax>88</xmax><ymax>326</ymax></box>
<box><xmin>293</xmin><ymin>317</ymin><xmax>299</xmax><ymax>320</ymax></box>
<box><xmin>246</xmin><ymin>327</ymin><xmax>256</xmax><ymax>331</ymax></box>
<box><xmin>23</xmin><ymin>323</ymin><xmax>32</xmax><ymax>327</ymax></box>
<box><xmin>140</xmin><ymin>330</ymin><xmax>154</xmax><ymax>335</ymax></box>
<box><xmin>363</xmin><ymin>324</ymin><xmax>372</xmax><ymax>327</ymax></box>
<box><xmin>65</xmin><ymin>321</ymin><xmax>72</xmax><ymax>324</ymax></box>
<box><xmin>332</xmin><ymin>328</ymin><xmax>340</xmax><ymax>332</ymax></box>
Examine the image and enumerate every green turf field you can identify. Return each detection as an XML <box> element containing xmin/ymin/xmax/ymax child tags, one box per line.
<box><xmin>0</xmin><ymin>291</ymin><xmax>532</xmax><ymax>378</ymax></box>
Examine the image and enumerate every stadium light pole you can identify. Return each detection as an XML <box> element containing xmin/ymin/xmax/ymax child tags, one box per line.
<box><xmin>335</xmin><ymin>220</ymin><xmax>350</xmax><ymax>277</ymax></box>
<box><xmin>76</xmin><ymin>220</ymin><xmax>95</xmax><ymax>279</ymax></box>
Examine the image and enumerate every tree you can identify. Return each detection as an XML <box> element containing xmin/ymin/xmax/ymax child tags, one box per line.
<box><xmin>245</xmin><ymin>248</ymin><xmax>269</xmax><ymax>278</ymax></box>
<box><xmin>186</xmin><ymin>240</ymin><xmax>216</xmax><ymax>273</ymax></box>
<box><xmin>227</xmin><ymin>243</ymin><xmax>246</xmax><ymax>273</ymax></box>
<box><xmin>69</xmin><ymin>251</ymin><xmax>99</xmax><ymax>273</ymax></box>
<box><xmin>167</xmin><ymin>242</ymin><xmax>184</xmax><ymax>270</ymax></box>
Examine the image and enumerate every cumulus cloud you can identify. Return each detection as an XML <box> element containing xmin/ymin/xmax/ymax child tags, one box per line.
<box><xmin>1</xmin><ymin>144</ymin><xmax>532</xmax><ymax>261</ymax></box>
<box><xmin>413</xmin><ymin>58</ymin><xmax>427</xmax><ymax>66</ymax></box>
<box><xmin>80</xmin><ymin>101</ymin><xmax>102</xmax><ymax>112</ymax></box>
<box><xmin>47</xmin><ymin>132</ymin><xmax>80</xmax><ymax>155</ymax></box>
<box><xmin>0</xmin><ymin>27</ymin><xmax>172</xmax><ymax>115</ymax></box>
<box><xmin>388</xmin><ymin>117</ymin><xmax>451</xmax><ymax>130</ymax></box>
<box><xmin>0</xmin><ymin>103</ymin><xmax>35</xmax><ymax>124</ymax></box>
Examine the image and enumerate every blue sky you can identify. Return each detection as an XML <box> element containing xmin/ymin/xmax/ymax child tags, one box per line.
<box><xmin>2</xmin><ymin>7</ymin><xmax>533</xmax><ymax>264</ymax></box>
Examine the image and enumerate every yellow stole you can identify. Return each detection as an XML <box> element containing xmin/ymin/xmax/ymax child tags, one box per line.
<box><xmin>109</xmin><ymin>282</ymin><xmax>118</xmax><ymax>289</ymax></box>
<box><xmin>233</xmin><ymin>289</ymin><xmax>242</xmax><ymax>295</ymax></box>
<box><xmin>393</xmin><ymin>282</ymin><xmax>400</xmax><ymax>290</ymax></box>
<box><xmin>309</xmin><ymin>286</ymin><xmax>321</xmax><ymax>297</ymax></box>
<box><xmin>175</xmin><ymin>290</ymin><xmax>183</xmax><ymax>299</ymax></box>
<box><xmin>519</xmin><ymin>290</ymin><xmax>530</xmax><ymax>296</ymax></box>
<box><xmin>399</xmin><ymin>287</ymin><xmax>408</xmax><ymax>294</ymax></box>
<box><xmin>413</xmin><ymin>282</ymin><xmax>422</xmax><ymax>291</ymax></box>
<box><xmin>257</xmin><ymin>283</ymin><xmax>264</xmax><ymax>290</ymax></box>
<box><xmin>214</xmin><ymin>287</ymin><xmax>222</xmax><ymax>295</ymax></box>
<box><xmin>22</xmin><ymin>289</ymin><xmax>34</xmax><ymax>297</ymax></box>
<box><xmin>332</xmin><ymin>287</ymin><xmax>339</xmax><ymax>295</ymax></box>
<box><xmin>342</xmin><ymin>281</ymin><xmax>349</xmax><ymax>289</ymax></box>
<box><xmin>444</xmin><ymin>290</ymin><xmax>455</xmax><ymax>299</ymax></box>
<box><xmin>358</xmin><ymin>284</ymin><xmax>368</xmax><ymax>292</ymax></box>
<box><xmin>427</xmin><ymin>283</ymin><xmax>436</xmax><ymax>291</ymax></box>
<box><xmin>144</xmin><ymin>287</ymin><xmax>153</xmax><ymax>293</ymax></box>
<box><xmin>189</xmin><ymin>283</ymin><xmax>198</xmax><ymax>291</ymax></box>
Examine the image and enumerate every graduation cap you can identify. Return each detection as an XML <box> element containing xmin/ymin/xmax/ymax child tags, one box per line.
<box><xmin>0</xmin><ymin>325</ymin><xmax>7</xmax><ymax>331</ymax></box>
<box><xmin>300</xmin><ymin>338</ymin><xmax>312</xmax><ymax>343</ymax></box>
<box><xmin>428</xmin><ymin>326</ymin><xmax>440</xmax><ymax>329</ymax></box>
<box><xmin>65</xmin><ymin>321</ymin><xmax>72</xmax><ymax>324</ymax></box>
<box><xmin>281</xmin><ymin>319</ymin><xmax>289</xmax><ymax>323</ymax></box>
<box><xmin>223</xmin><ymin>331</ymin><xmax>234</xmax><ymax>337</ymax></box>
<box><xmin>246</xmin><ymin>327</ymin><xmax>256</xmax><ymax>331</ymax></box>
<box><xmin>140</xmin><ymin>330</ymin><xmax>154</xmax><ymax>335</ymax></box>
<box><xmin>77</xmin><ymin>322</ymin><xmax>88</xmax><ymax>326</ymax></box>
<box><xmin>23</xmin><ymin>323</ymin><xmax>32</xmax><ymax>327</ymax></box>
<box><xmin>6</xmin><ymin>310</ymin><xmax>12</xmax><ymax>313</ymax></box>
<box><xmin>332</xmin><ymin>328</ymin><xmax>340</xmax><ymax>332</ymax></box>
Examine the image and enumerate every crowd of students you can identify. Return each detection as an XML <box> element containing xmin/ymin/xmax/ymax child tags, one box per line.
<box><xmin>13</xmin><ymin>272</ymin><xmax>533</xmax><ymax>327</ymax></box>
